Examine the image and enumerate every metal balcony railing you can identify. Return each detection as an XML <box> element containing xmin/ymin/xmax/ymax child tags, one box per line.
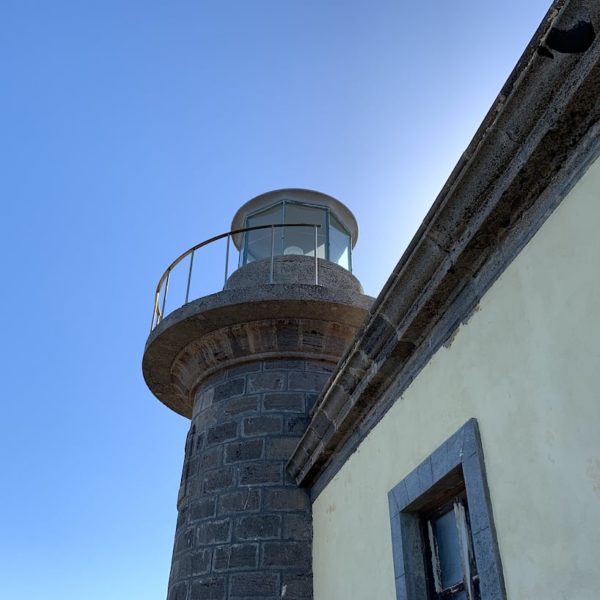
<box><xmin>150</xmin><ymin>223</ymin><xmax>321</xmax><ymax>331</ymax></box>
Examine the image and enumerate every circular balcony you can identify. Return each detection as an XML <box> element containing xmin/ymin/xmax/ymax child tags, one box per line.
<box><xmin>150</xmin><ymin>223</ymin><xmax>362</xmax><ymax>332</ymax></box>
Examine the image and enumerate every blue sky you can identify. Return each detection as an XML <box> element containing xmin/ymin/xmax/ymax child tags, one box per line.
<box><xmin>1</xmin><ymin>2</ymin><xmax>551</xmax><ymax>598</ymax></box>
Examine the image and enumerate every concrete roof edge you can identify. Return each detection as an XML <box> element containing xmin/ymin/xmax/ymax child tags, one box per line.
<box><xmin>287</xmin><ymin>0</ymin><xmax>600</xmax><ymax>491</ymax></box>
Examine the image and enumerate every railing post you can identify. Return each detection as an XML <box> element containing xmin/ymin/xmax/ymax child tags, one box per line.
<box><xmin>151</xmin><ymin>291</ymin><xmax>160</xmax><ymax>332</ymax></box>
<box><xmin>224</xmin><ymin>234</ymin><xmax>230</xmax><ymax>289</ymax></box>
<box><xmin>185</xmin><ymin>250</ymin><xmax>195</xmax><ymax>304</ymax></box>
<box><xmin>161</xmin><ymin>270</ymin><xmax>170</xmax><ymax>320</ymax></box>
<box><xmin>314</xmin><ymin>225</ymin><xmax>319</xmax><ymax>285</ymax></box>
<box><xmin>270</xmin><ymin>225</ymin><xmax>275</xmax><ymax>284</ymax></box>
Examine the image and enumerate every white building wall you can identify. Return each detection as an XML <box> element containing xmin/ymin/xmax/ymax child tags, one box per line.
<box><xmin>312</xmin><ymin>155</ymin><xmax>600</xmax><ymax>600</ymax></box>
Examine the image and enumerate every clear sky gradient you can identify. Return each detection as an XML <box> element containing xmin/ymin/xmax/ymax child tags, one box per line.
<box><xmin>1</xmin><ymin>2</ymin><xmax>551</xmax><ymax>598</ymax></box>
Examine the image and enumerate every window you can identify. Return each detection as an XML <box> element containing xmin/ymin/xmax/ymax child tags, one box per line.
<box><xmin>422</xmin><ymin>493</ymin><xmax>478</xmax><ymax>599</ymax></box>
<box><xmin>283</xmin><ymin>202</ymin><xmax>327</xmax><ymax>259</ymax></box>
<box><xmin>329</xmin><ymin>212</ymin><xmax>351</xmax><ymax>270</ymax></box>
<box><xmin>388</xmin><ymin>419</ymin><xmax>505</xmax><ymax>600</ymax></box>
<box><xmin>240</xmin><ymin>200</ymin><xmax>353</xmax><ymax>270</ymax></box>
<box><xmin>244</xmin><ymin>203</ymin><xmax>284</xmax><ymax>263</ymax></box>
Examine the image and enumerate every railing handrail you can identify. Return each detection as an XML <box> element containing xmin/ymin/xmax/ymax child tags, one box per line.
<box><xmin>151</xmin><ymin>223</ymin><xmax>322</xmax><ymax>331</ymax></box>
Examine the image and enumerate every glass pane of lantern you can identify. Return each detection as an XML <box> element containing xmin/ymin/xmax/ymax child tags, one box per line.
<box><xmin>432</xmin><ymin>509</ymin><xmax>463</xmax><ymax>589</ymax></box>
<box><xmin>243</xmin><ymin>203</ymin><xmax>284</xmax><ymax>264</ymax></box>
<box><xmin>329</xmin><ymin>213</ymin><xmax>351</xmax><ymax>270</ymax></box>
<box><xmin>282</xmin><ymin>202</ymin><xmax>326</xmax><ymax>259</ymax></box>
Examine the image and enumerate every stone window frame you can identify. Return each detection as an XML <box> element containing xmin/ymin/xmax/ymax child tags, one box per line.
<box><xmin>387</xmin><ymin>418</ymin><xmax>506</xmax><ymax>600</ymax></box>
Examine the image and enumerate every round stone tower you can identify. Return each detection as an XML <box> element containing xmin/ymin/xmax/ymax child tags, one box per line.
<box><xmin>142</xmin><ymin>189</ymin><xmax>373</xmax><ymax>600</ymax></box>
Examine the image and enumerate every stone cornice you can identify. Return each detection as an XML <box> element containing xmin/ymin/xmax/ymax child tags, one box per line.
<box><xmin>288</xmin><ymin>0</ymin><xmax>600</xmax><ymax>494</ymax></box>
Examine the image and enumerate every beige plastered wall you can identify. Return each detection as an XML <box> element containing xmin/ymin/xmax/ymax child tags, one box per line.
<box><xmin>312</xmin><ymin>156</ymin><xmax>600</xmax><ymax>600</ymax></box>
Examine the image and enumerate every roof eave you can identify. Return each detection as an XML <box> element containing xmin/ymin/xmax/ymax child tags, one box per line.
<box><xmin>288</xmin><ymin>0</ymin><xmax>600</xmax><ymax>495</ymax></box>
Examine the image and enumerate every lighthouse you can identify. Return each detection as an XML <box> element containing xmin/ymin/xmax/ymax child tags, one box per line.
<box><xmin>142</xmin><ymin>189</ymin><xmax>372</xmax><ymax>600</ymax></box>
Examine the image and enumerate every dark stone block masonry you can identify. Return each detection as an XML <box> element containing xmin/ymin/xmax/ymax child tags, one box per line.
<box><xmin>167</xmin><ymin>358</ymin><xmax>333</xmax><ymax>600</ymax></box>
